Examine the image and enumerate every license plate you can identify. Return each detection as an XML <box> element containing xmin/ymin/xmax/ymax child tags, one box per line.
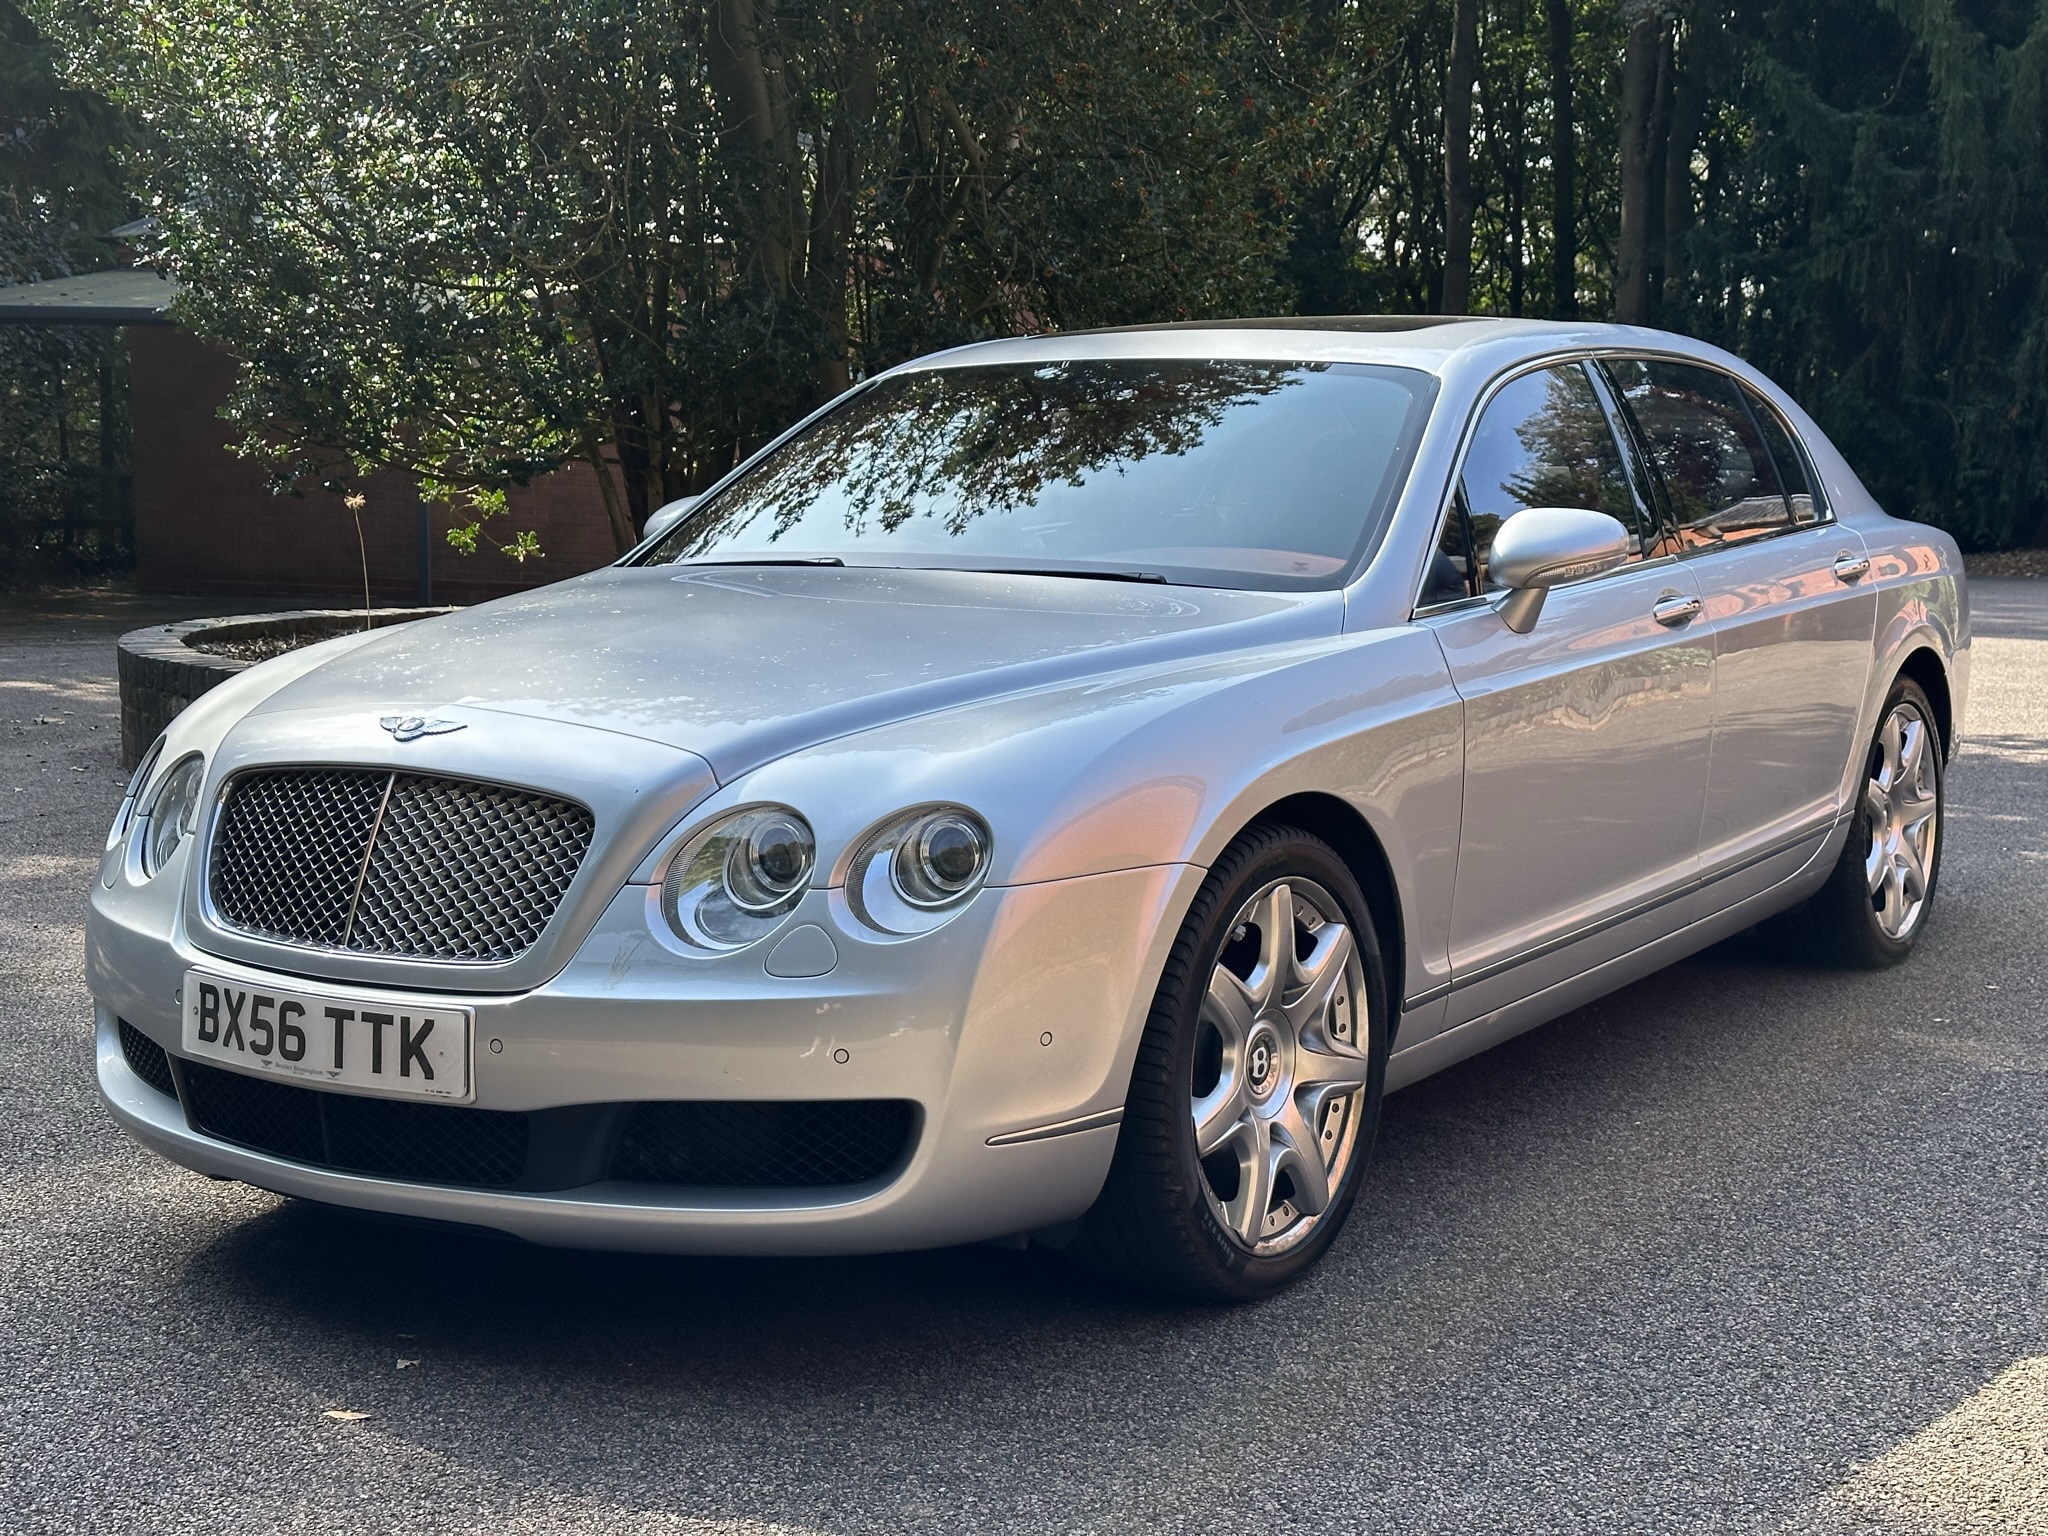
<box><xmin>181</xmin><ymin>969</ymin><xmax>473</xmax><ymax>1103</ymax></box>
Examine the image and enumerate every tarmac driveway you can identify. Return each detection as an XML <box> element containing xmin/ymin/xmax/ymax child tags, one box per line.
<box><xmin>1</xmin><ymin>583</ymin><xmax>2043</xmax><ymax>1535</ymax></box>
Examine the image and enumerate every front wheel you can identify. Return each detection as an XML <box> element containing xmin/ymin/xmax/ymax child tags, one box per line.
<box><xmin>1071</xmin><ymin>823</ymin><xmax>1388</xmax><ymax>1301</ymax></box>
<box><xmin>1795</xmin><ymin>676</ymin><xmax>1945</xmax><ymax>967</ymax></box>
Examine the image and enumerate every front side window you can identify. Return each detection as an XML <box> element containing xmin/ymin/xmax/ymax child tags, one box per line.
<box><xmin>1605</xmin><ymin>359</ymin><xmax>1794</xmax><ymax>548</ymax></box>
<box><xmin>1423</xmin><ymin>362</ymin><xmax>1655</xmax><ymax>603</ymax></box>
<box><xmin>639</xmin><ymin>359</ymin><xmax>1436</xmax><ymax>591</ymax></box>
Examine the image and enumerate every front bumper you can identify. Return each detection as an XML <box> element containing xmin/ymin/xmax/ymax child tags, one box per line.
<box><xmin>89</xmin><ymin>865</ymin><xmax>1198</xmax><ymax>1255</ymax></box>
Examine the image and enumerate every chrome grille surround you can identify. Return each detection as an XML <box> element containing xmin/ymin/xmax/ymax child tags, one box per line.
<box><xmin>208</xmin><ymin>768</ymin><xmax>595</xmax><ymax>963</ymax></box>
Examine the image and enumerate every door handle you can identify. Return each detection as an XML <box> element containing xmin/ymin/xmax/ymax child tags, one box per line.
<box><xmin>1832</xmin><ymin>552</ymin><xmax>1870</xmax><ymax>583</ymax></box>
<box><xmin>1652</xmin><ymin>593</ymin><xmax>1703</xmax><ymax>627</ymax></box>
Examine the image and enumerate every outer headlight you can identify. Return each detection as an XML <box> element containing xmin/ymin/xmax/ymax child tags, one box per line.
<box><xmin>849</xmin><ymin>805</ymin><xmax>993</xmax><ymax>935</ymax></box>
<box><xmin>107</xmin><ymin>736</ymin><xmax>165</xmax><ymax>851</ymax></box>
<box><xmin>661</xmin><ymin>806</ymin><xmax>816</xmax><ymax>950</ymax></box>
<box><xmin>139</xmin><ymin>754</ymin><xmax>205</xmax><ymax>878</ymax></box>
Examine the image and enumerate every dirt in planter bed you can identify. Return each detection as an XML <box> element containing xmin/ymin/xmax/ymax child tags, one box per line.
<box><xmin>186</xmin><ymin>622</ymin><xmax>373</xmax><ymax>665</ymax></box>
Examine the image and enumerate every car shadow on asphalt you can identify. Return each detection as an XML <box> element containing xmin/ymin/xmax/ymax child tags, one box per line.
<box><xmin>175</xmin><ymin>923</ymin><xmax>1833</xmax><ymax>1379</ymax></box>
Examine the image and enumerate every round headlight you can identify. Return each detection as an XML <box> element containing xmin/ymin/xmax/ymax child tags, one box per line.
<box><xmin>662</xmin><ymin>806</ymin><xmax>815</xmax><ymax>950</ymax></box>
<box><xmin>140</xmin><ymin>755</ymin><xmax>205</xmax><ymax>878</ymax></box>
<box><xmin>725</xmin><ymin>811</ymin><xmax>815</xmax><ymax>912</ymax></box>
<box><xmin>893</xmin><ymin>811</ymin><xmax>991</xmax><ymax>908</ymax></box>
<box><xmin>849</xmin><ymin>805</ymin><xmax>993</xmax><ymax>935</ymax></box>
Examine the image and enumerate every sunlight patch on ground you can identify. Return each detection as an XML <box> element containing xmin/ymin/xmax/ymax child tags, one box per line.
<box><xmin>1817</xmin><ymin>1357</ymin><xmax>2048</xmax><ymax>1534</ymax></box>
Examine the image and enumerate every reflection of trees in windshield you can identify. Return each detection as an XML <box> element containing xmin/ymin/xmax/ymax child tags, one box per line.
<box><xmin>662</xmin><ymin>361</ymin><xmax>1311</xmax><ymax>556</ymax></box>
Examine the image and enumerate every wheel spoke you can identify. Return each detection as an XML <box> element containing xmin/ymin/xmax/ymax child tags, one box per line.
<box><xmin>1864</xmin><ymin>778</ymin><xmax>1889</xmax><ymax>834</ymax></box>
<box><xmin>1897</xmin><ymin>840</ymin><xmax>1927</xmax><ymax>905</ymax></box>
<box><xmin>1878</xmin><ymin>712</ymin><xmax>1904</xmax><ymax>784</ymax></box>
<box><xmin>1282</xmin><ymin>921</ymin><xmax>1356</xmax><ymax>1037</ymax></box>
<box><xmin>1294</xmin><ymin>1040</ymin><xmax>1370</xmax><ymax>1094</ymax></box>
<box><xmin>1898</xmin><ymin>718</ymin><xmax>1927</xmax><ymax>782</ymax></box>
<box><xmin>1865</xmin><ymin>825</ymin><xmax>1888</xmax><ymax>895</ymax></box>
<box><xmin>1193</xmin><ymin>1078</ymin><xmax>1251</xmax><ymax>1158</ymax></box>
<box><xmin>1244</xmin><ymin>883</ymin><xmax>1297</xmax><ymax>1012</ymax></box>
<box><xmin>1226</xmin><ymin>1116</ymin><xmax>1278</xmax><ymax>1243</ymax></box>
<box><xmin>1271</xmin><ymin>1098</ymin><xmax>1332</xmax><ymax>1217</ymax></box>
<box><xmin>1205</xmin><ymin>963</ymin><xmax>1258</xmax><ymax>1045</ymax></box>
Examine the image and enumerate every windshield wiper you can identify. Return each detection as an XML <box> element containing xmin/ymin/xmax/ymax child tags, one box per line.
<box><xmin>980</xmin><ymin>565</ymin><xmax>1168</xmax><ymax>584</ymax></box>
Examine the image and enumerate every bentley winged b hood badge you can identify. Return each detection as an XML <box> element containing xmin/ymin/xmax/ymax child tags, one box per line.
<box><xmin>379</xmin><ymin>714</ymin><xmax>466</xmax><ymax>742</ymax></box>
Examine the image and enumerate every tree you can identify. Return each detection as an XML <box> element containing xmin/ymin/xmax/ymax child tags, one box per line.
<box><xmin>47</xmin><ymin>0</ymin><xmax>1296</xmax><ymax>556</ymax></box>
<box><xmin>0</xmin><ymin>0</ymin><xmax>131</xmax><ymax>578</ymax></box>
<box><xmin>1440</xmin><ymin>0</ymin><xmax>1479</xmax><ymax>312</ymax></box>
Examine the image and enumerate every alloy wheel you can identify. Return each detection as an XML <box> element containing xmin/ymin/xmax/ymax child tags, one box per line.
<box><xmin>1191</xmin><ymin>877</ymin><xmax>1371</xmax><ymax>1255</ymax></box>
<box><xmin>1864</xmin><ymin>699</ymin><xmax>1940</xmax><ymax>941</ymax></box>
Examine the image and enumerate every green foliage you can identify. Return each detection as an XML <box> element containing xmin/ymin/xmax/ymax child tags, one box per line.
<box><xmin>30</xmin><ymin>0</ymin><xmax>2048</xmax><ymax>553</ymax></box>
<box><xmin>0</xmin><ymin>0</ymin><xmax>132</xmax><ymax>579</ymax></box>
<box><xmin>1677</xmin><ymin>0</ymin><xmax>2048</xmax><ymax>547</ymax></box>
<box><xmin>49</xmin><ymin>0</ymin><xmax>1295</xmax><ymax>555</ymax></box>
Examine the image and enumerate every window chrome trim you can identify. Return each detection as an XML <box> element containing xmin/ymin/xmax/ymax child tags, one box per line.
<box><xmin>1587</xmin><ymin>352</ymin><xmax>1840</xmax><ymax>566</ymax></box>
<box><xmin>1408</xmin><ymin>350</ymin><xmax>1672</xmax><ymax>621</ymax></box>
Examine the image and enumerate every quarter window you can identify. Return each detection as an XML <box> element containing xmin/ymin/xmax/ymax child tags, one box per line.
<box><xmin>1604</xmin><ymin>359</ymin><xmax>1793</xmax><ymax>548</ymax></box>
<box><xmin>1743</xmin><ymin>387</ymin><xmax>1829</xmax><ymax>526</ymax></box>
<box><xmin>1424</xmin><ymin>362</ymin><xmax>1654</xmax><ymax>604</ymax></box>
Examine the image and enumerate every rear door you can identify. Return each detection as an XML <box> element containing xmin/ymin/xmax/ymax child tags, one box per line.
<box><xmin>1416</xmin><ymin>360</ymin><xmax>1714</xmax><ymax>1036</ymax></box>
<box><xmin>1602</xmin><ymin>358</ymin><xmax>1876</xmax><ymax>910</ymax></box>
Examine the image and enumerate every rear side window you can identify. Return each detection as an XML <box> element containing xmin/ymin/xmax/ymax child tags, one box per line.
<box><xmin>1605</xmin><ymin>359</ymin><xmax>1792</xmax><ymax>548</ymax></box>
<box><xmin>1428</xmin><ymin>362</ymin><xmax>1655</xmax><ymax>602</ymax></box>
<box><xmin>1743</xmin><ymin>387</ymin><xmax>1830</xmax><ymax>526</ymax></box>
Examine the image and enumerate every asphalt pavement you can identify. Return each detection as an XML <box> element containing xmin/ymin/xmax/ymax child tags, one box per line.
<box><xmin>1</xmin><ymin>582</ymin><xmax>2043</xmax><ymax>1535</ymax></box>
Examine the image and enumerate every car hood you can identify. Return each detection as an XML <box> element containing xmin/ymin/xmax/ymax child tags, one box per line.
<box><xmin>250</xmin><ymin>564</ymin><xmax>1343</xmax><ymax>780</ymax></box>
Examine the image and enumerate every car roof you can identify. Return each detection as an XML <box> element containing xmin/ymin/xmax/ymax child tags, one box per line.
<box><xmin>896</xmin><ymin>316</ymin><xmax>1692</xmax><ymax>380</ymax></box>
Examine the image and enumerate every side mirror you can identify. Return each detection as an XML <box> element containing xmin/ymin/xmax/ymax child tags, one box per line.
<box><xmin>1487</xmin><ymin>507</ymin><xmax>1633</xmax><ymax>633</ymax></box>
<box><xmin>641</xmin><ymin>495</ymin><xmax>699</xmax><ymax>545</ymax></box>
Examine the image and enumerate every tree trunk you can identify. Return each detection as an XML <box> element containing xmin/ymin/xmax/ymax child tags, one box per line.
<box><xmin>806</xmin><ymin>50</ymin><xmax>876</xmax><ymax>397</ymax></box>
<box><xmin>1546</xmin><ymin>0</ymin><xmax>1577</xmax><ymax>318</ymax></box>
<box><xmin>1441</xmin><ymin>0</ymin><xmax>1479</xmax><ymax>314</ymax></box>
<box><xmin>705</xmin><ymin>0</ymin><xmax>799</xmax><ymax>297</ymax></box>
<box><xmin>1662</xmin><ymin>59</ymin><xmax>1706</xmax><ymax>310</ymax></box>
<box><xmin>1615</xmin><ymin>10</ymin><xmax>1668</xmax><ymax>324</ymax></box>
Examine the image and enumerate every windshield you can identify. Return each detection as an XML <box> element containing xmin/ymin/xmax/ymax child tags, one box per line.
<box><xmin>638</xmin><ymin>358</ymin><xmax>1436</xmax><ymax>590</ymax></box>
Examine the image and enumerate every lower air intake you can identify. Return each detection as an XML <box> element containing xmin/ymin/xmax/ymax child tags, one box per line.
<box><xmin>608</xmin><ymin>1099</ymin><xmax>917</xmax><ymax>1188</ymax></box>
<box><xmin>117</xmin><ymin>1020</ymin><xmax>178</xmax><ymax>1098</ymax></box>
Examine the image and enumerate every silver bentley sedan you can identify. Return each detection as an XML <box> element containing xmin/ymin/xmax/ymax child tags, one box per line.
<box><xmin>90</xmin><ymin>318</ymin><xmax>1965</xmax><ymax>1300</ymax></box>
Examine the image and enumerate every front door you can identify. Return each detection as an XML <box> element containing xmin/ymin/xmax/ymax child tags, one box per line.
<box><xmin>1416</xmin><ymin>361</ymin><xmax>1716</xmax><ymax>1035</ymax></box>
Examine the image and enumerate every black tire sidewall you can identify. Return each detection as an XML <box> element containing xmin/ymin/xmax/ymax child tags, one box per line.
<box><xmin>1089</xmin><ymin>824</ymin><xmax>1390</xmax><ymax>1300</ymax></box>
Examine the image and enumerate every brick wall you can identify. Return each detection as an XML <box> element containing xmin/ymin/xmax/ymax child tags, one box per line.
<box><xmin>129</xmin><ymin>325</ymin><xmax>621</xmax><ymax>603</ymax></box>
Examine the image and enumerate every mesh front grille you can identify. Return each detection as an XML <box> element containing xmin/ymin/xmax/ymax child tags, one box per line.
<box><xmin>209</xmin><ymin>768</ymin><xmax>594</xmax><ymax>963</ymax></box>
<box><xmin>609</xmin><ymin>1100</ymin><xmax>917</xmax><ymax>1187</ymax></box>
<box><xmin>117</xmin><ymin>1019</ymin><xmax>177</xmax><ymax>1098</ymax></box>
<box><xmin>182</xmin><ymin>1061</ymin><xmax>530</xmax><ymax>1188</ymax></box>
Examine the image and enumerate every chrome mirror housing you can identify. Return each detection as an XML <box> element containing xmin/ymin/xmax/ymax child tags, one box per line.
<box><xmin>641</xmin><ymin>495</ymin><xmax>699</xmax><ymax>545</ymax></box>
<box><xmin>1488</xmin><ymin>507</ymin><xmax>1633</xmax><ymax>633</ymax></box>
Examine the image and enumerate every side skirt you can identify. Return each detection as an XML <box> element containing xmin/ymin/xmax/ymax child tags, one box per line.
<box><xmin>1384</xmin><ymin>818</ymin><xmax>1847</xmax><ymax>1094</ymax></box>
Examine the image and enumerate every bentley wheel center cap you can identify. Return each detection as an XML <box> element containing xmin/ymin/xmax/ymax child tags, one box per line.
<box><xmin>1245</xmin><ymin>1023</ymin><xmax>1284</xmax><ymax>1101</ymax></box>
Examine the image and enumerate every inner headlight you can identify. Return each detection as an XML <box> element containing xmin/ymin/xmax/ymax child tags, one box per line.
<box><xmin>850</xmin><ymin>805</ymin><xmax>993</xmax><ymax>935</ymax></box>
<box><xmin>661</xmin><ymin>806</ymin><xmax>816</xmax><ymax>950</ymax></box>
<box><xmin>139</xmin><ymin>754</ymin><xmax>205</xmax><ymax>878</ymax></box>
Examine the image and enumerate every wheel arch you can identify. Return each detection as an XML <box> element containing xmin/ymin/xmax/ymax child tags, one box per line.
<box><xmin>1894</xmin><ymin>646</ymin><xmax>1954</xmax><ymax>759</ymax></box>
<box><xmin>1235</xmin><ymin>791</ymin><xmax>1407</xmax><ymax>1031</ymax></box>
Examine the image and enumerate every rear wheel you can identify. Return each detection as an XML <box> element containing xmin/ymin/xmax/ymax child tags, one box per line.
<box><xmin>1795</xmin><ymin>677</ymin><xmax>1944</xmax><ymax>967</ymax></box>
<box><xmin>1072</xmin><ymin>823</ymin><xmax>1388</xmax><ymax>1301</ymax></box>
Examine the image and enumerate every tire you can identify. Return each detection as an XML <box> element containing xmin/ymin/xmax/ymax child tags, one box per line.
<box><xmin>1792</xmin><ymin>676</ymin><xmax>1945</xmax><ymax>968</ymax></box>
<box><xmin>1071</xmin><ymin>822</ymin><xmax>1389</xmax><ymax>1302</ymax></box>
